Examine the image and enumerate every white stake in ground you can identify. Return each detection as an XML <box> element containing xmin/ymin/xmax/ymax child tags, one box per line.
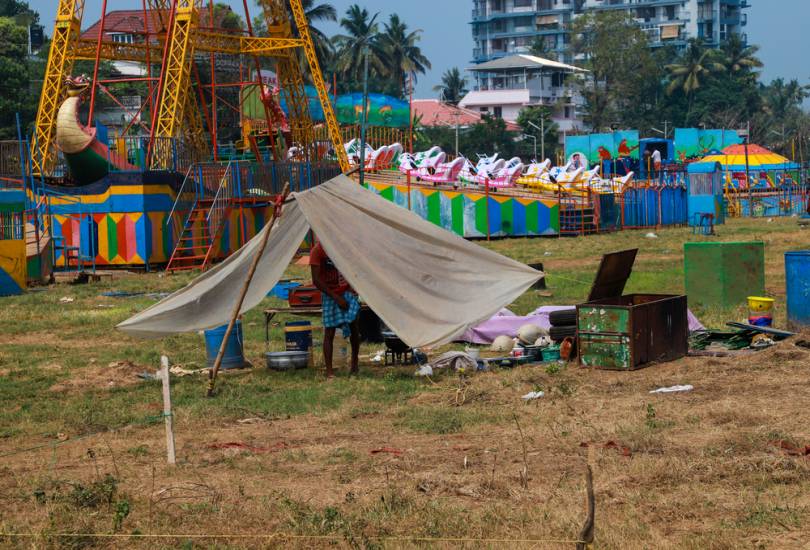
<box><xmin>160</xmin><ymin>355</ymin><xmax>176</xmax><ymax>465</ymax></box>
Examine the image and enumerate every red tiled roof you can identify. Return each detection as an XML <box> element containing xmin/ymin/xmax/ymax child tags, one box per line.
<box><xmin>412</xmin><ymin>99</ymin><xmax>520</xmax><ymax>131</ymax></box>
<box><xmin>82</xmin><ymin>10</ymin><xmax>162</xmax><ymax>40</ymax></box>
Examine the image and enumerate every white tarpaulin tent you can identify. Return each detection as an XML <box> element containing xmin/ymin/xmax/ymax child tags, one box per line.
<box><xmin>118</xmin><ymin>175</ymin><xmax>543</xmax><ymax>347</ymax></box>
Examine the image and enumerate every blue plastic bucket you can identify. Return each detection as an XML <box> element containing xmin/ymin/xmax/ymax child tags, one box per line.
<box><xmin>786</xmin><ymin>251</ymin><xmax>810</xmax><ymax>330</ymax></box>
<box><xmin>204</xmin><ymin>320</ymin><xmax>246</xmax><ymax>370</ymax></box>
<box><xmin>285</xmin><ymin>321</ymin><xmax>312</xmax><ymax>352</ymax></box>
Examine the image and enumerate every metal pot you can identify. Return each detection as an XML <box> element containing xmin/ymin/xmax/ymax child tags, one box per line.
<box><xmin>265</xmin><ymin>351</ymin><xmax>309</xmax><ymax>371</ymax></box>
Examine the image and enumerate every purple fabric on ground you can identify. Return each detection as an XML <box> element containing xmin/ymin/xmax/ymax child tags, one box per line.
<box><xmin>459</xmin><ymin>305</ymin><xmax>705</xmax><ymax>344</ymax></box>
<box><xmin>459</xmin><ymin>306</ymin><xmax>573</xmax><ymax>344</ymax></box>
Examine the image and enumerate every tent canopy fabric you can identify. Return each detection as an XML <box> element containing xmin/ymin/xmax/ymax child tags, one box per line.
<box><xmin>695</xmin><ymin>143</ymin><xmax>799</xmax><ymax>171</ymax></box>
<box><xmin>117</xmin><ymin>175</ymin><xmax>543</xmax><ymax>348</ymax></box>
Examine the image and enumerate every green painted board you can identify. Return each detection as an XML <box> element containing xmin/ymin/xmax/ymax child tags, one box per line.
<box><xmin>579</xmin><ymin>333</ymin><xmax>633</xmax><ymax>370</ymax></box>
<box><xmin>451</xmin><ymin>195</ymin><xmax>464</xmax><ymax>236</ymax></box>
<box><xmin>500</xmin><ymin>200</ymin><xmax>513</xmax><ymax>235</ymax></box>
<box><xmin>525</xmin><ymin>201</ymin><xmax>539</xmax><ymax>234</ymax></box>
<box><xmin>427</xmin><ymin>192</ymin><xmax>441</xmax><ymax>226</ymax></box>
<box><xmin>578</xmin><ymin>306</ymin><xmax>630</xmax><ymax>334</ymax></box>
<box><xmin>684</xmin><ymin>242</ymin><xmax>765</xmax><ymax>307</ymax></box>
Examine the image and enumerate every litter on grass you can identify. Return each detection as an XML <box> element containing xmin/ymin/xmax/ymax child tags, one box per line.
<box><xmin>650</xmin><ymin>385</ymin><xmax>694</xmax><ymax>394</ymax></box>
<box><xmin>521</xmin><ymin>391</ymin><xmax>545</xmax><ymax>400</ymax></box>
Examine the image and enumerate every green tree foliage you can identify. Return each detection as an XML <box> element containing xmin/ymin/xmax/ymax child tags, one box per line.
<box><xmin>528</xmin><ymin>36</ymin><xmax>555</xmax><ymax>61</ymax></box>
<box><xmin>432</xmin><ymin>67</ymin><xmax>467</xmax><ymax>105</ymax></box>
<box><xmin>0</xmin><ymin>17</ymin><xmax>31</xmax><ymax>138</ymax></box>
<box><xmin>332</xmin><ymin>5</ymin><xmax>386</xmax><ymax>89</ymax></box>
<box><xmin>331</xmin><ymin>6</ymin><xmax>430</xmax><ymax>99</ymax></box>
<box><xmin>570</xmin><ymin>11</ymin><xmax>657</xmax><ymax>132</ymax></box>
<box><xmin>286</xmin><ymin>0</ymin><xmax>337</xmax><ymax>70</ymax></box>
<box><xmin>376</xmin><ymin>14</ymin><xmax>430</xmax><ymax>98</ymax></box>
<box><xmin>665</xmin><ymin>39</ymin><xmax>726</xmax><ymax>125</ymax></box>
<box><xmin>415</xmin><ymin>115</ymin><xmax>518</xmax><ymax>159</ymax></box>
<box><xmin>516</xmin><ymin>106</ymin><xmax>559</xmax><ymax>160</ymax></box>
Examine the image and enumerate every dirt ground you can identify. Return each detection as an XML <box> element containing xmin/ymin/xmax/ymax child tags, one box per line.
<box><xmin>2</xmin><ymin>337</ymin><xmax>810</xmax><ymax>548</ymax></box>
<box><xmin>2</xmin><ymin>217</ymin><xmax>810</xmax><ymax>548</ymax></box>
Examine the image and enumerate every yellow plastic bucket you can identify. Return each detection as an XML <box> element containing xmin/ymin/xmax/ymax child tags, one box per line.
<box><xmin>747</xmin><ymin>296</ymin><xmax>775</xmax><ymax>313</ymax></box>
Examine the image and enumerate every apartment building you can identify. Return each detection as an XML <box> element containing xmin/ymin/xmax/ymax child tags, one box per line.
<box><xmin>471</xmin><ymin>0</ymin><xmax>750</xmax><ymax>64</ymax></box>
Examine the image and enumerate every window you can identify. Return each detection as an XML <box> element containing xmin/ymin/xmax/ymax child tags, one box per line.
<box><xmin>564</xmin><ymin>106</ymin><xmax>572</xmax><ymax>119</ymax></box>
<box><xmin>514</xmin><ymin>0</ymin><xmax>533</xmax><ymax>7</ymax></box>
<box><xmin>480</xmin><ymin>107</ymin><xmax>489</xmax><ymax>113</ymax></box>
<box><xmin>494</xmin><ymin>106</ymin><xmax>503</xmax><ymax>118</ymax></box>
<box><xmin>110</xmin><ymin>33</ymin><xmax>134</xmax><ymax>44</ymax></box>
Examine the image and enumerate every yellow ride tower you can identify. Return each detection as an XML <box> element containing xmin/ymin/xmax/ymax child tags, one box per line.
<box><xmin>32</xmin><ymin>0</ymin><xmax>349</xmax><ymax>176</ymax></box>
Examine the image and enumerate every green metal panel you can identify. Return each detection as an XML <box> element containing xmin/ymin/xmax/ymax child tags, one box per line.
<box><xmin>684</xmin><ymin>242</ymin><xmax>765</xmax><ymax>307</ymax></box>
<box><xmin>579</xmin><ymin>334</ymin><xmax>633</xmax><ymax>370</ymax></box>
<box><xmin>578</xmin><ymin>306</ymin><xmax>630</xmax><ymax>334</ymax></box>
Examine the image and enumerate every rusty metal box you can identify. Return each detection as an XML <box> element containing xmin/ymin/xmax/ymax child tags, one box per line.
<box><xmin>577</xmin><ymin>249</ymin><xmax>688</xmax><ymax>370</ymax></box>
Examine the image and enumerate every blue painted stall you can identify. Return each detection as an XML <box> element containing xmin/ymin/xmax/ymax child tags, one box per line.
<box><xmin>687</xmin><ymin>161</ymin><xmax>725</xmax><ymax>227</ymax></box>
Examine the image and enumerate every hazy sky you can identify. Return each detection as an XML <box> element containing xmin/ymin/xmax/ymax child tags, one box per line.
<box><xmin>32</xmin><ymin>0</ymin><xmax>808</xmax><ymax>98</ymax></box>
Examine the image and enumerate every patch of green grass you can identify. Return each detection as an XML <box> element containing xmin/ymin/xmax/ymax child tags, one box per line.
<box><xmin>731</xmin><ymin>504</ymin><xmax>803</xmax><ymax>530</ymax></box>
<box><xmin>396</xmin><ymin>406</ymin><xmax>497</xmax><ymax>434</ymax></box>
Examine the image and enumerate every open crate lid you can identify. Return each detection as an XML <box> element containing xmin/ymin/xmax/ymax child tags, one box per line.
<box><xmin>586</xmin><ymin>249</ymin><xmax>638</xmax><ymax>301</ymax></box>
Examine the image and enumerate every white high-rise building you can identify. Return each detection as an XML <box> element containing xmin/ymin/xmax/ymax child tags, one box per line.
<box><xmin>471</xmin><ymin>0</ymin><xmax>751</xmax><ymax>65</ymax></box>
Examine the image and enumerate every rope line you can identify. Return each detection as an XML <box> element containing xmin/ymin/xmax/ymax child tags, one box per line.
<box><xmin>0</xmin><ymin>533</ymin><xmax>585</xmax><ymax>544</ymax></box>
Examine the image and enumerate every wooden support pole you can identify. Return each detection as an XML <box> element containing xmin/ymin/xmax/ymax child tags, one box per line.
<box><xmin>207</xmin><ymin>183</ymin><xmax>290</xmax><ymax>397</ymax></box>
<box><xmin>160</xmin><ymin>355</ymin><xmax>176</xmax><ymax>465</ymax></box>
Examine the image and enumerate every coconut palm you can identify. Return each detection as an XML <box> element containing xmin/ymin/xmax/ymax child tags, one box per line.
<box><xmin>291</xmin><ymin>0</ymin><xmax>337</xmax><ymax>66</ymax></box>
<box><xmin>721</xmin><ymin>33</ymin><xmax>762</xmax><ymax>75</ymax></box>
<box><xmin>666</xmin><ymin>39</ymin><xmax>725</xmax><ymax>122</ymax></box>
<box><xmin>433</xmin><ymin>68</ymin><xmax>468</xmax><ymax>105</ymax></box>
<box><xmin>377</xmin><ymin>14</ymin><xmax>431</xmax><ymax>97</ymax></box>
<box><xmin>332</xmin><ymin>5</ymin><xmax>386</xmax><ymax>84</ymax></box>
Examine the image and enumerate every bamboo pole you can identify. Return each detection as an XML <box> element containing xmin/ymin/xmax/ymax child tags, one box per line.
<box><xmin>207</xmin><ymin>183</ymin><xmax>290</xmax><ymax>397</ymax></box>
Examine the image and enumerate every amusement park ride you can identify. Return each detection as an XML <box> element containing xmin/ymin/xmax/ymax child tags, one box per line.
<box><xmin>31</xmin><ymin>0</ymin><xmax>349</xmax><ymax>179</ymax></box>
<box><xmin>9</xmin><ymin>0</ymin><xmax>356</xmax><ymax>276</ymax></box>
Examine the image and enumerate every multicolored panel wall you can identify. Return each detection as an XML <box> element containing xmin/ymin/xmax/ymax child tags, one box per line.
<box><xmin>674</xmin><ymin>128</ymin><xmax>742</xmax><ymax>161</ymax></box>
<box><xmin>566</xmin><ymin>131</ymin><xmax>640</xmax><ymax>165</ymax></box>
<box><xmin>45</xmin><ymin>177</ymin><xmax>270</xmax><ymax>267</ymax></box>
<box><xmin>364</xmin><ymin>180</ymin><xmax>559</xmax><ymax>238</ymax></box>
<box><xmin>0</xmin><ymin>239</ymin><xmax>25</xmax><ymax>296</ymax></box>
<box><xmin>51</xmin><ymin>206</ymin><xmax>271</xmax><ymax>267</ymax></box>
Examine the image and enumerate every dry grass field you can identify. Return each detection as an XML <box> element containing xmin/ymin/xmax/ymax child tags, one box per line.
<box><xmin>1</xmin><ymin>217</ymin><xmax>808</xmax><ymax>549</ymax></box>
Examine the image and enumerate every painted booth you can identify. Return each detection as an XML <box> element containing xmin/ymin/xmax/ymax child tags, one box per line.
<box><xmin>687</xmin><ymin>161</ymin><xmax>725</xmax><ymax>227</ymax></box>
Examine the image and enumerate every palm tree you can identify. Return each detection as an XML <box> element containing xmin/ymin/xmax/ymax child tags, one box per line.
<box><xmin>433</xmin><ymin>68</ymin><xmax>468</xmax><ymax>105</ymax></box>
<box><xmin>332</xmin><ymin>5</ymin><xmax>386</xmax><ymax>84</ymax></box>
<box><xmin>291</xmin><ymin>0</ymin><xmax>337</xmax><ymax>67</ymax></box>
<box><xmin>377</xmin><ymin>14</ymin><xmax>431</xmax><ymax>97</ymax></box>
<box><xmin>721</xmin><ymin>33</ymin><xmax>762</xmax><ymax>75</ymax></box>
<box><xmin>666</xmin><ymin>39</ymin><xmax>725</xmax><ymax>122</ymax></box>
